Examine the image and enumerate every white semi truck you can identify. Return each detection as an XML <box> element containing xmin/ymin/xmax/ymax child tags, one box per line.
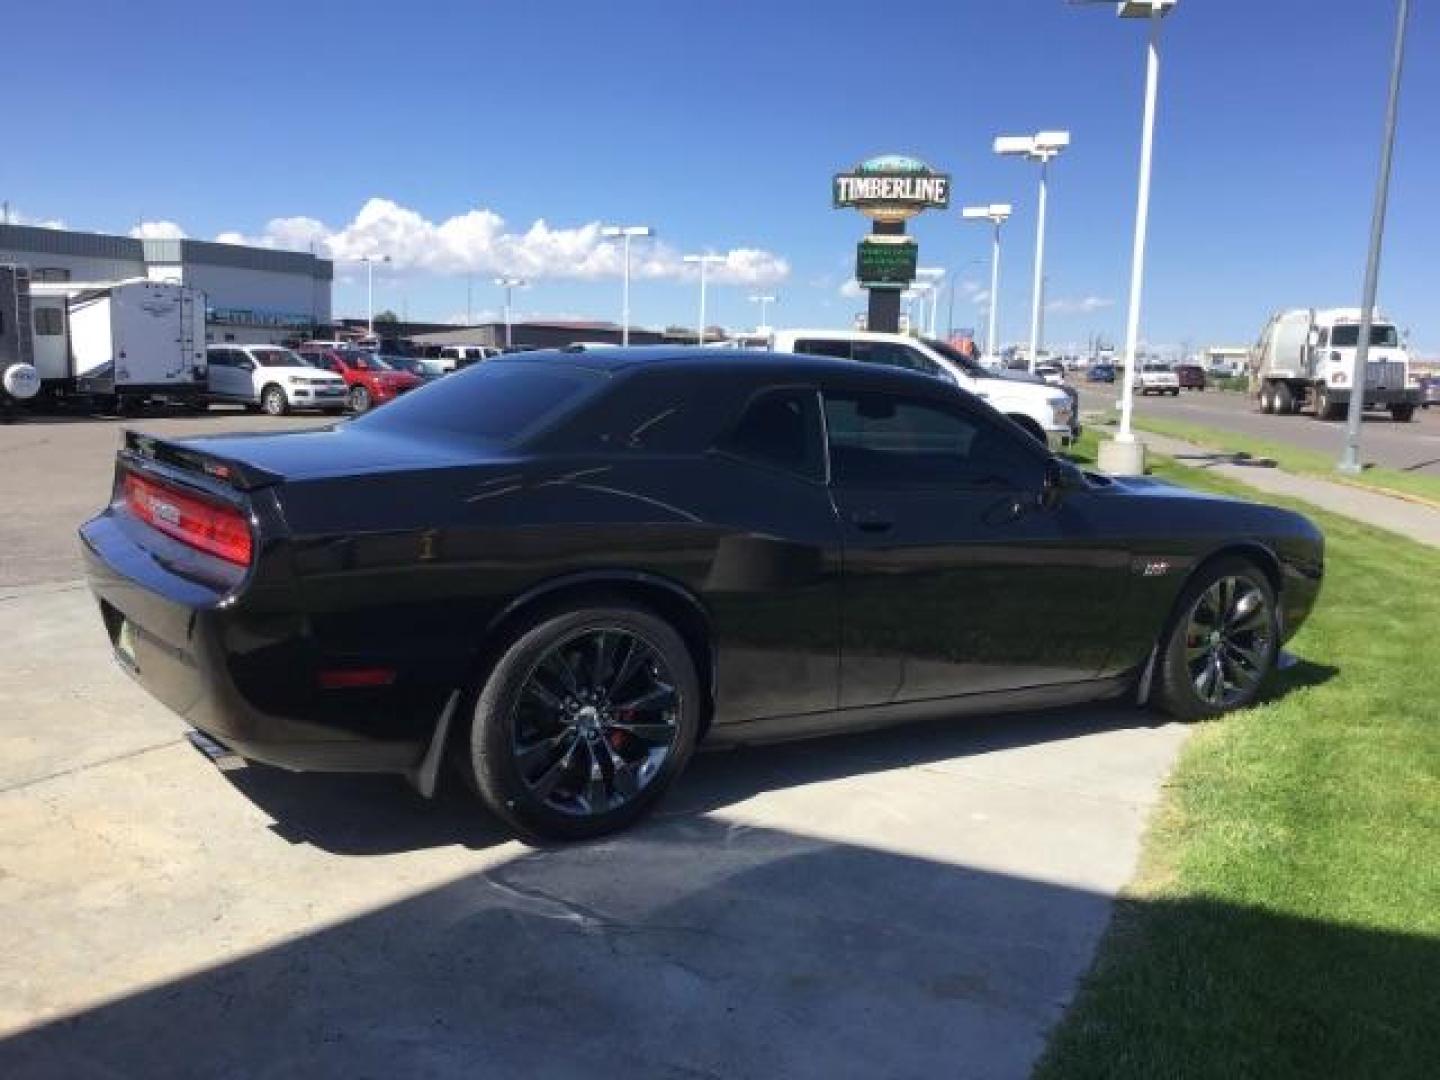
<box><xmin>1250</xmin><ymin>307</ymin><xmax>1420</xmax><ymax>422</ymax></box>
<box><xmin>29</xmin><ymin>278</ymin><xmax>208</xmax><ymax>410</ymax></box>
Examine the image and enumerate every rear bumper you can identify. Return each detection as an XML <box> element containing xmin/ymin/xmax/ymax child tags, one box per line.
<box><xmin>80</xmin><ymin>512</ymin><xmax>429</xmax><ymax>775</ymax></box>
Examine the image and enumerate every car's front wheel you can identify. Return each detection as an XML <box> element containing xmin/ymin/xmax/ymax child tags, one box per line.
<box><xmin>1154</xmin><ymin>558</ymin><xmax>1278</xmax><ymax>721</ymax></box>
<box><xmin>466</xmin><ymin>602</ymin><xmax>702</xmax><ymax>840</ymax></box>
<box><xmin>260</xmin><ymin>384</ymin><xmax>289</xmax><ymax>416</ymax></box>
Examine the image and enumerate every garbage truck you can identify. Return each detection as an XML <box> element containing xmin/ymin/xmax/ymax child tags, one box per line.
<box><xmin>1250</xmin><ymin>307</ymin><xmax>1420</xmax><ymax>421</ymax></box>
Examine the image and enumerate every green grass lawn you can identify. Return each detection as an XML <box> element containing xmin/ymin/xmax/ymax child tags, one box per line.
<box><xmin>1125</xmin><ymin>412</ymin><xmax>1440</xmax><ymax>505</ymax></box>
<box><xmin>1039</xmin><ymin>436</ymin><xmax>1440</xmax><ymax>1078</ymax></box>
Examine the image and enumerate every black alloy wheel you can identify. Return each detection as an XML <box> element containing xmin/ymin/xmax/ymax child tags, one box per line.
<box><xmin>467</xmin><ymin>603</ymin><xmax>700</xmax><ymax>840</ymax></box>
<box><xmin>1154</xmin><ymin>559</ymin><xmax>1278</xmax><ymax>721</ymax></box>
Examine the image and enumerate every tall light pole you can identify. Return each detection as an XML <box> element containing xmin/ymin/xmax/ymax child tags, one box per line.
<box><xmin>748</xmin><ymin>293</ymin><xmax>777</xmax><ymax>332</ymax></box>
<box><xmin>1339</xmin><ymin>0</ymin><xmax>1410</xmax><ymax>475</ymax></box>
<box><xmin>683</xmin><ymin>253</ymin><xmax>725</xmax><ymax>345</ymax></box>
<box><xmin>961</xmin><ymin>204</ymin><xmax>1013</xmax><ymax>358</ymax></box>
<box><xmin>362</xmin><ymin>254</ymin><xmax>391</xmax><ymax>334</ymax></box>
<box><xmin>494</xmin><ymin>276</ymin><xmax>526</xmax><ymax>349</ymax></box>
<box><xmin>601</xmin><ymin>224</ymin><xmax>654</xmax><ymax>345</ymax></box>
<box><xmin>917</xmin><ymin>267</ymin><xmax>945</xmax><ymax>337</ymax></box>
<box><xmin>1077</xmin><ymin>0</ymin><xmax>1179</xmax><ymax>476</ymax></box>
<box><xmin>995</xmin><ymin>131</ymin><xmax>1069</xmax><ymax>372</ymax></box>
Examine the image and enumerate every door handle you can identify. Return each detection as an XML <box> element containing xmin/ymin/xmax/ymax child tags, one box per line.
<box><xmin>849</xmin><ymin>510</ymin><xmax>894</xmax><ymax>533</ymax></box>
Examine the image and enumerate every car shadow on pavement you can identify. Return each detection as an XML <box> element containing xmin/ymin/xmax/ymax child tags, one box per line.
<box><xmin>0</xmin><ymin>813</ymin><xmax>1431</xmax><ymax>1080</ymax></box>
<box><xmin>215</xmin><ymin>660</ymin><xmax>1335</xmax><ymax>859</ymax></box>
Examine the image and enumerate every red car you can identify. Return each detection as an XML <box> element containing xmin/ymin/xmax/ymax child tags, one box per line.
<box><xmin>296</xmin><ymin>344</ymin><xmax>422</xmax><ymax>412</ymax></box>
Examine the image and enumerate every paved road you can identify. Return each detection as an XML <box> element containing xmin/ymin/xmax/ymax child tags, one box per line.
<box><xmin>0</xmin><ymin>407</ymin><xmax>330</xmax><ymax>587</ymax></box>
<box><xmin>0</xmin><ymin>408</ymin><xmax>1193</xmax><ymax>1078</ymax></box>
<box><xmin>1075</xmin><ymin>384</ymin><xmax>1440</xmax><ymax>477</ymax></box>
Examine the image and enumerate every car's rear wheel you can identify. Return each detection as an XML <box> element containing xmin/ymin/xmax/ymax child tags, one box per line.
<box><xmin>467</xmin><ymin>603</ymin><xmax>701</xmax><ymax>840</ymax></box>
<box><xmin>1274</xmin><ymin>381</ymin><xmax>1295</xmax><ymax>414</ymax></box>
<box><xmin>260</xmin><ymin>384</ymin><xmax>289</xmax><ymax>416</ymax></box>
<box><xmin>1154</xmin><ymin>558</ymin><xmax>1278</xmax><ymax>721</ymax></box>
<box><xmin>1389</xmin><ymin>404</ymin><xmax>1415</xmax><ymax>422</ymax></box>
<box><xmin>348</xmin><ymin>385</ymin><xmax>371</xmax><ymax>413</ymax></box>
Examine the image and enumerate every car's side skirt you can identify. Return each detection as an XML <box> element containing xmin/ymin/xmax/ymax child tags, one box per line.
<box><xmin>705</xmin><ymin>672</ymin><xmax>1139</xmax><ymax>747</ymax></box>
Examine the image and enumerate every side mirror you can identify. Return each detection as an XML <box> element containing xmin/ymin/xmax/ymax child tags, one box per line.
<box><xmin>1041</xmin><ymin>456</ymin><xmax>1084</xmax><ymax>509</ymax></box>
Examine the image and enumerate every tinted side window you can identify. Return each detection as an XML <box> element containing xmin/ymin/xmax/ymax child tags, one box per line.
<box><xmin>793</xmin><ymin>338</ymin><xmax>852</xmax><ymax>360</ymax></box>
<box><xmin>558</xmin><ymin>370</ymin><xmax>708</xmax><ymax>454</ymax></box>
<box><xmin>720</xmin><ymin>388</ymin><xmax>825</xmax><ymax>482</ymax></box>
<box><xmin>852</xmin><ymin>341</ymin><xmax>941</xmax><ymax>378</ymax></box>
<box><xmin>206</xmin><ymin>350</ymin><xmax>230</xmax><ymax>367</ymax></box>
<box><xmin>824</xmin><ymin>392</ymin><xmax>1039</xmax><ymax>489</ymax></box>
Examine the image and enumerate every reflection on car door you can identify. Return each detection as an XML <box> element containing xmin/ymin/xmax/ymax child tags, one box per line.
<box><xmin>823</xmin><ymin>386</ymin><xmax>1131</xmax><ymax>708</ymax></box>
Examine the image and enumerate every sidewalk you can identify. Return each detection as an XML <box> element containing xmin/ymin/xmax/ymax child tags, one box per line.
<box><xmin>1136</xmin><ymin>431</ymin><xmax>1440</xmax><ymax>550</ymax></box>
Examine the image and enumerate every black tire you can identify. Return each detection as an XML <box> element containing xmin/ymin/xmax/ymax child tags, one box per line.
<box><xmin>467</xmin><ymin>602</ymin><xmax>702</xmax><ymax>841</ymax></box>
<box><xmin>1274</xmin><ymin>381</ymin><xmax>1295</xmax><ymax>415</ymax></box>
<box><xmin>1259</xmin><ymin>385</ymin><xmax>1275</xmax><ymax>414</ymax></box>
<box><xmin>1169</xmin><ymin>388</ymin><xmax>1180</xmax><ymax>396</ymax></box>
<box><xmin>1389</xmin><ymin>404</ymin><xmax>1415</xmax><ymax>423</ymax></box>
<box><xmin>261</xmin><ymin>384</ymin><xmax>289</xmax><ymax>416</ymax></box>
<box><xmin>1153</xmin><ymin>558</ymin><xmax>1279</xmax><ymax>722</ymax></box>
<box><xmin>1316</xmin><ymin>385</ymin><xmax>1344</xmax><ymax>421</ymax></box>
<box><xmin>348</xmin><ymin>385</ymin><xmax>372</xmax><ymax>413</ymax></box>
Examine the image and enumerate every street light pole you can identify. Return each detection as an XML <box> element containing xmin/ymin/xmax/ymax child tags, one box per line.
<box><xmin>602</xmin><ymin>225</ymin><xmax>654</xmax><ymax>346</ymax></box>
<box><xmin>362</xmin><ymin>254</ymin><xmax>391</xmax><ymax>335</ymax></box>
<box><xmin>1340</xmin><ymin>0</ymin><xmax>1410</xmax><ymax>475</ymax></box>
<box><xmin>962</xmin><ymin>204</ymin><xmax>1013</xmax><ymax>359</ymax></box>
<box><xmin>1116</xmin><ymin>2</ymin><xmax>1171</xmax><ymax>446</ymax></box>
<box><xmin>995</xmin><ymin>134</ymin><xmax>1069</xmax><ymax>372</ymax></box>
<box><xmin>684</xmin><ymin>254</ymin><xmax>725</xmax><ymax>345</ymax></box>
<box><xmin>748</xmin><ymin>293</ymin><xmax>776</xmax><ymax>332</ymax></box>
<box><xmin>494</xmin><ymin>276</ymin><xmax>526</xmax><ymax>348</ymax></box>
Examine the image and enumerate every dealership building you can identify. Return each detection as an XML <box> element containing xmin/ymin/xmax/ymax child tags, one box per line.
<box><xmin>0</xmin><ymin>223</ymin><xmax>332</xmax><ymax>343</ymax></box>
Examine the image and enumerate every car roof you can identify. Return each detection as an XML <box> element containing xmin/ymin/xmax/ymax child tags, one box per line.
<box><xmin>494</xmin><ymin>345</ymin><xmax>950</xmax><ymax>391</ymax></box>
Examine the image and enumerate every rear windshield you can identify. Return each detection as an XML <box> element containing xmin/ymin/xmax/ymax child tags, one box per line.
<box><xmin>1143</xmin><ymin>363</ymin><xmax>1171</xmax><ymax>373</ymax></box>
<box><xmin>350</xmin><ymin>359</ymin><xmax>605</xmax><ymax>443</ymax></box>
<box><xmin>1330</xmin><ymin>325</ymin><xmax>1398</xmax><ymax>348</ymax></box>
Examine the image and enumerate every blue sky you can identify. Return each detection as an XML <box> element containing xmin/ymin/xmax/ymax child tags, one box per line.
<box><xmin>4</xmin><ymin>0</ymin><xmax>1437</xmax><ymax>353</ymax></box>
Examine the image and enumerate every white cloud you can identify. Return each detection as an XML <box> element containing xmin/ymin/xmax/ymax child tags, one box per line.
<box><xmin>214</xmin><ymin>197</ymin><xmax>789</xmax><ymax>286</ymax></box>
<box><xmin>129</xmin><ymin>220</ymin><xmax>187</xmax><ymax>240</ymax></box>
<box><xmin>1046</xmin><ymin>295</ymin><xmax>1114</xmax><ymax>315</ymax></box>
<box><xmin>838</xmin><ymin>278</ymin><xmax>865</xmax><ymax>298</ymax></box>
<box><xmin>6</xmin><ymin>209</ymin><xmax>66</xmax><ymax>229</ymax></box>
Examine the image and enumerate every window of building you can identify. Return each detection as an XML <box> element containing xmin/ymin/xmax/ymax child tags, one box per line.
<box><xmin>719</xmin><ymin>388</ymin><xmax>825</xmax><ymax>482</ymax></box>
<box><xmin>31</xmin><ymin>267</ymin><xmax>71</xmax><ymax>283</ymax></box>
<box><xmin>33</xmin><ymin>307</ymin><xmax>64</xmax><ymax>336</ymax></box>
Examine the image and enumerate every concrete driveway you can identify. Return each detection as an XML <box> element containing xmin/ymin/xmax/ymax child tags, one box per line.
<box><xmin>0</xmin><ymin>411</ymin><xmax>1191</xmax><ymax>1079</ymax></box>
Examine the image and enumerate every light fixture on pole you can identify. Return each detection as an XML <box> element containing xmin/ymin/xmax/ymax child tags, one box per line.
<box><xmin>494</xmin><ymin>276</ymin><xmax>526</xmax><ymax>349</ymax></box>
<box><xmin>1075</xmin><ymin>0</ymin><xmax>1179</xmax><ymax>476</ymax></box>
<box><xmin>994</xmin><ymin>131</ymin><xmax>1069</xmax><ymax>372</ymax></box>
<box><xmin>361</xmin><ymin>254</ymin><xmax>391</xmax><ymax>334</ymax></box>
<box><xmin>683</xmin><ymin>253</ymin><xmax>725</xmax><ymax>345</ymax></box>
<box><xmin>961</xmin><ymin>204</ymin><xmax>1013</xmax><ymax>358</ymax></box>
<box><xmin>748</xmin><ymin>293</ymin><xmax>777</xmax><ymax>332</ymax></box>
<box><xmin>601</xmin><ymin>224</ymin><xmax>654</xmax><ymax>346</ymax></box>
<box><xmin>1339</xmin><ymin>0</ymin><xmax>1410</xmax><ymax>475</ymax></box>
<box><xmin>916</xmin><ymin>267</ymin><xmax>945</xmax><ymax>338</ymax></box>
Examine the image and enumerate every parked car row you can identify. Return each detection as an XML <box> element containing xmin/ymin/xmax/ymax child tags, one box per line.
<box><xmin>202</xmin><ymin>342</ymin><xmax>438</xmax><ymax>415</ymax></box>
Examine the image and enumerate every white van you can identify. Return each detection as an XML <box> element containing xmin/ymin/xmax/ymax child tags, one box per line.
<box><xmin>771</xmin><ymin>329</ymin><xmax>1078</xmax><ymax>448</ymax></box>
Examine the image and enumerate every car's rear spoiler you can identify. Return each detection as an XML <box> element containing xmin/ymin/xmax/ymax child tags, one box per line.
<box><xmin>121</xmin><ymin>430</ymin><xmax>283</xmax><ymax>492</ymax></box>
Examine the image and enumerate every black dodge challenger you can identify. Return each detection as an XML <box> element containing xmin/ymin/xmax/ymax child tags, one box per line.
<box><xmin>81</xmin><ymin>349</ymin><xmax>1323</xmax><ymax>839</ymax></box>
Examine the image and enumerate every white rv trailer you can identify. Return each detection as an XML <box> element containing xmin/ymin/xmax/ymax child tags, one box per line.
<box><xmin>29</xmin><ymin>278</ymin><xmax>207</xmax><ymax>408</ymax></box>
<box><xmin>1250</xmin><ymin>307</ymin><xmax>1420</xmax><ymax>421</ymax></box>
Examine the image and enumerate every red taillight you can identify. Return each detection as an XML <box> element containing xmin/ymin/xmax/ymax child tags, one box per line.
<box><xmin>122</xmin><ymin>471</ymin><xmax>253</xmax><ymax>566</ymax></box>
<box><xmin>317</xmin><ymin>667</ymin><xmax>397</xmax><ymax>689</ymax></box>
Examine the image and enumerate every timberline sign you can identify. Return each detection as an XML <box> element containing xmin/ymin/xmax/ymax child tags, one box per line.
<box><xmin>833</xmin><ymin>155</ymin><xmax>951</xmax><ymax>223</ymax></box>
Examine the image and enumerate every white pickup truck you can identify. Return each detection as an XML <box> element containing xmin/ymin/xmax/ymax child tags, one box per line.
<box><xmin>1135</xmin><ymin>362</ymin><xmax>1180</xmax><ymax>395</ymax></box>
<box><xmin>771</xmin><ymin>329</ymin><xmax>1078</xmax><ymax>448</ymax></box>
